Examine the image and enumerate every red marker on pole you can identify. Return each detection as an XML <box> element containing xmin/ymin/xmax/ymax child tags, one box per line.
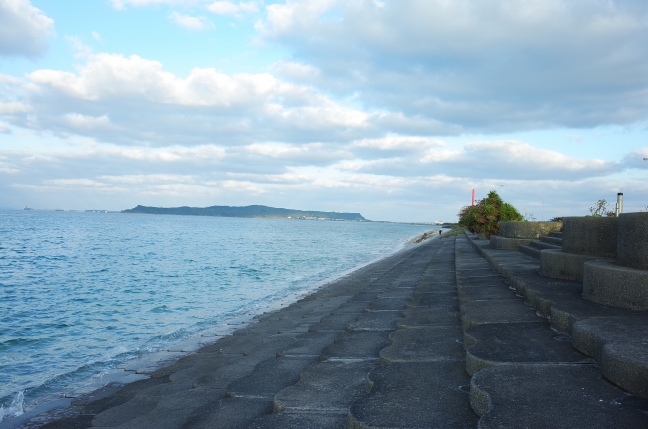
<box><xmin>471</xmin><ymin>189</ymin><xmax>475</xmax><ymax>206</ymax></box>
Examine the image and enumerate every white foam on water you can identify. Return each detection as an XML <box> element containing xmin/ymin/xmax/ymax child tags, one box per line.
<box><xmin>0</xmin><ymin>391</ymin><xmax>24</xmax><ymax>422</ymax></box>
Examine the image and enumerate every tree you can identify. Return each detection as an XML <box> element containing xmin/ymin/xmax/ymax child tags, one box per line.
<box><xmin>458</xmin><ymin>191</ymin><xmax>523</xmax><ymax>237</ymax></box>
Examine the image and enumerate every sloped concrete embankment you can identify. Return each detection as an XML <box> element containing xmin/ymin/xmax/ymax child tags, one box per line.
<box><xmin>25</xmin><ymin>238</ymin><xmax>456</xmax><ymax>428</ymax></box>
<box><xmin>20</xmin><ymin>231</ymin><xmax>648</xmax><ymax>429</ymax></box>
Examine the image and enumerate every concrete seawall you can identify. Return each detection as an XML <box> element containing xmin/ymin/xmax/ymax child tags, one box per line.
<box><xmin>11</xmin><ymin>233</ymin><xmax>648</xmax><ymax>429</ymax></box>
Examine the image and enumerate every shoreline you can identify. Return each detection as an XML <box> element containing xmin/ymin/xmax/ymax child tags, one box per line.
<box><xmin>0</xmin><ymin>229</ymin><xmax>444</xmax><ymax>429</ymax></box>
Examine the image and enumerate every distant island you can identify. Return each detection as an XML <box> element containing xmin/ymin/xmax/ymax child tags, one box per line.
<box><xmin>122</xmin><ymin>205</ymin><xmax>368</xmax><ymax>221</ymax></box>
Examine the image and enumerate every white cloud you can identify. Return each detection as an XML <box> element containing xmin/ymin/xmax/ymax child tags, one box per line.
<box><xmin>207</xmin><ymin>1</ymin><xmax>258</xmax><ymax>15</ymax></box>
<box><xmin>256</xmin><ymin>0</ymin><xmax>648</xmax><ymax>131</ymax></box>
<box><xmin>271</xmin><ymin>61</ymin><xmax>320</xmax><ymax>82</ymax></box>
<box><xmin>169</xmin><ymin>12</ymin><xmax>213</xmax><ymax>30</ymax></box>
<box><xmin>353</xmin><ymin>136</ymin><xmax>445</xmax><ymax>151</ymax></box>
<box><xmin>65</xmin><ymin>113</ymin><xmax>111</xmax><ymax>131</ymax></box>
<box><xmin>463</xmin><ymin>141</ymin><xmax>609</xmax><ymax>172</ymax></box>
<box><xmin>0</xmin><ymin>0</ymin><xmax>54</xmax><ymax>58</ymax></box>
<box><xmin>28</xmin><ymin>53</ymin><xmax>280</xmax><ymax>106</ymax></box>
<box><xmin>98</xmin><ymin>174</ymin><xmax>195</xmax><ymax>184</ymax></box>
<box><xmin>111</xmin><ymin>0</ymin><xmax>202</xmax><ymax>10</ymax></box>
<box><xmin>0</xmin><ymin>122</ymin><xmax>9</xmax><ymax>133</ymax></box>
<box><xmin>92</xmin><ymin>31</ymin><xmax>102</xmax><ymax>41</ymax></box>
<box><xmin>7</xmin><ymin>52</ymin><xmax>372</xmax><ymax>146</ymax></box>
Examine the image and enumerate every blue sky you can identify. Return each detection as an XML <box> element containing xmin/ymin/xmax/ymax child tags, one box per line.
<box><xmin>0</xmin><ymin>0</ymin><xmax>647</xmax><ymax>221</ymax></box>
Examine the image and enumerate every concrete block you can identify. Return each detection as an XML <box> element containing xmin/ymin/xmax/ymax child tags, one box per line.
<box><xmin>470</xmin><ymin>365</ymin><xmax>648</xmax><ymax>428</ymax></box>
<box><xmin>498</xmin><ymin>221</ymin><xmax>562</xmax><ymax>239</ymax></box>
<box><xmin>379</xmin><ymin>326</ymin><xmax>464</xmax><ymax>363</ymax></box>
<box><xmin>562</xmin><ymin>216</ymin><xmax>618</xmax><ymax>257</ymax></box>
<box><xmin>348</xmin><ymin>362</ymin><xmax>477</xmax><ymax>429</ymax></box>
<box><xmin>274</xmin><ymin>360</ymin><xmax>376</xmax><ymax>413</ymax></box>
<box><xmin>319</xmin><ymin>331</ymin><xmax>390</xmax><ymax>360</ymax></box>
<box><xmin>490</xmin><ymin>235</ymin><xmax>532</xmax><ymax>250</ymax></box>
<box><xmin>571</xmin><ymin>315</ymin><xmax>648</xmax><ymax>398</ymax></box>
<box><xmin>226</xmin><ymin>356</ymin><xmax>318</xmax><ymax>398</ymax></box>
<box><xmin>459</xmin><ymin>299</ymin><xmax>542</xmax><ymax>330</ymax></box>
<box><xmin>583</xmin><ymin>259</ymin><xmax>648</xmax><ymax>311</ymax></box>
<box><xmin>519</xmin><ymin>245</ymin><xmax>541</xmax><ymax>259</ymax></box>
<box><xmin>464</xmin><ymin>322</ymin><xmax>593</xmax><ymax>375</ymax></box>
<box><xmin>347</xmin><ymin>310</ymin><xmax>402</xmax><ymax>332</ymax></box>
<box><xmin>539</xmin><ymin>249</ymin><xmax>607</xmax><ymax>282</ymax></box>
<box><xmin>247</xmin><ymin>411</ymin><xmax>347</xmax><ymax>429</ymax></box>
<box><xmin>618</xmin><ymin>212</ymin><xmax>648</xmax><ymax>270</ymax></box>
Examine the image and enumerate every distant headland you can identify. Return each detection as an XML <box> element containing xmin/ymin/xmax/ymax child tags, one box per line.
<box><xmin>122</xmin><ymin>205</ymin><xmax>368</xmax><ymax>221</ymax></box>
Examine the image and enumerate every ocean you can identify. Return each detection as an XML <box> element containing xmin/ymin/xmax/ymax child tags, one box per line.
<box><xmin>0</xmin><ymin>210</ymin><xmax>436</xmax><ymax>419</ymax></box>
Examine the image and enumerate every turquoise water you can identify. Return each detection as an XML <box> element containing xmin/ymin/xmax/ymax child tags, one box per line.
<box><xmin>0</xmin><ymin>210</ymin><xmax>435</xmax><ymax>415</ymax></box>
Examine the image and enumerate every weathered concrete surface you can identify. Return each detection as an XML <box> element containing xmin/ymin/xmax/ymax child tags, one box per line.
<box><xmin>273</xmin><ymin>360</ymin><xmax>376</xmax><ymax>413</ymax></box>
<box><xmin>562</xmin><ymin>216</ymin><xmax>618</xmax><ymax>257</ymax></box>
<box><xmin>572</xmin><ymin>316</ymin><xmax>648</xmax><ymax>399</ymax></box>
<box><xmin>319</xmin><ymin>331</ymin><xmax>390</xmax><ymax>360</ymax></box>
<box><xmin>617</xmin><ymin>212</ymin><xmax>648</xmax><ymax>270</ymax></box>
<box><xmin>246</xmin><ymin>411</ymin><xmax>347</xmax><ymax>429</ymax></box>
<box><xmin>459</xmin><ymin>299</ymin><xmax>541</xmax><ymax>330</ymax></box>
<box><xmin>348</xmin><ymin>362</ymin><xmax>477</xmax><ymax>429</ymax></box>
<box><xmin>464</xmin><ymin>322</ymin><xmax>593</xmax><ymax>375</ymax></box>
<box><xmin>379</xmin><ymin>326</ymin><xmax>464</xmax><ymax>363</ymax></box>
<box><xmin>539</xmin><ymin>249</ymin><xmax>605</xmax><ymax>282</ymax></box>
<box><xmin>490</xmin><ymin>235</ymin><xmax>532</xmax><ymax>250</ymax></box>
<box><xmin>471</xmin><ymin>365</ymin><xmax>648</xmax><ymax>428</ymax></box>
<box><xmin>498</xmin><ymin>221</ymin><xmax>562</xmax><ymax>239</ymax></box>
<box><xmin>226</xmin><ymin>356</ymin><xmax>319</xmax><ymax>398</ymax></box>
<box><xmin>583</xmin><ymin>259</ymin><xmax>648</xmax><ymax>311</ymax></box>
<box><xmin>398</xmin><ymin>307</ymin><xmax>460</xmax><ymax>328</ymax></box>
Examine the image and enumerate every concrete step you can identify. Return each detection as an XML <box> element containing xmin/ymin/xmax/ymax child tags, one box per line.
<box><xmin>518</xmin><ymin>244</ymin><xmax>541</xmax><ymax>259</ymax></box>
<box><xmin>464</xmin><ymin>321</ymin><xmax>594</xmax><ymax>375</ymax></box>
<box><xmin>571</xmin><ymin>315</ymin><xmax>648</xmax><ymax>399</ymax></box>
<box><xmin>471</xmin><ymin>365</ymin><xmax>648</xmax><ymax>428</ymax></box>
<box><xmin>464</xmin><ymin>234</ymin><xmax>648</xmax><ymax>401</ymax></box>
<box><xmin>459</xmin><ymin>299</ymin><xmax>541</xmax><ymax>330</ymax></box>
<box><xmin>348</xmin><ymin>362</ymin><xmax>477</xmax><ymax>429</ymax></box>
<box><xmin>550</xmin><ymin>231</ymin><xmax>563</xmax><ymax>238</ymax></box>
<box><xmin>540</xmin><ymin>235</ymin><xmax>563</xmax><ymax>246</ymax></box>
<box><xmin>529</xmin><ymin>240</ymin><xmax>561</xmax><ymax>251</ymax></box>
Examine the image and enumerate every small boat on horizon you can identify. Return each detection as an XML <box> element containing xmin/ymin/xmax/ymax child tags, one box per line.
<box><xmin>24</xmin><ymin>206</ymin><xmax>34</xmax><ymax>210</ymax></box>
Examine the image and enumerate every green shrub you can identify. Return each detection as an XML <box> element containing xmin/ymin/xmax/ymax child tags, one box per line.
<box><xmin>458</xmin><ymin>191</ymin><xmax>523</xmax><ymax>237</ymax></box>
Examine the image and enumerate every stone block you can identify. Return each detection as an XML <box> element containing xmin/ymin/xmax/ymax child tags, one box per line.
<box><xmin>618</xmin><ymin>212</ymin><xmax>648</xmax><ymax>270</ymax></box>
<box><xmin>274</xmin><ymin>360</ymin><xmax>376</xmax><ymax>413</ymax></box>
<box><xmin>348</xmin><ymin>362</ymin><xmax>477</xmax><ymax>429</ymax></box>
<box><xmin>562</xmin><ymin>216</ymin><xmax>618</xmax><ymax>257</ymax></box>
<box><xmin>464</xmin><ymin>322</ymin><xmax>593</xmax><ymax>375</ymax></box>
<box><xmin>498</xmin><ymin>221</ymin><xmax>562</xmax><ymax>239</ymax></box>
<box><xmin>583</xmin><ymin>259</ymin><xmax>648</xmax><ymax>311</ymax></box>
<box><xmin>539</xmin><ymin>249</ymin><xmax>608</xmax><ymax>282</ymax></box>
<box><xmin>490</xmin><ymin>235</ymin><xmax>532</xmax><ymax>250</ymax></box>
<box><xmin>470</xmin><ymin>365</ymin><xmax>648</xmax><ymax>428</ymax></box>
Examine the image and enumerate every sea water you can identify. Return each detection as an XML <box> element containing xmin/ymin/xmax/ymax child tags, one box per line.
<box><xmin>0</xmin><ymin>210</ymin><xmax>435</xmax><ymax>417</ymax></box>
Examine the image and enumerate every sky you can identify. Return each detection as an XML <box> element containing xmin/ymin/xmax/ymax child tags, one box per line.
<box><xmin>0</xmin><ymin>0</ymin><xmax>647</xmax><ymax>222</ymax></box>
